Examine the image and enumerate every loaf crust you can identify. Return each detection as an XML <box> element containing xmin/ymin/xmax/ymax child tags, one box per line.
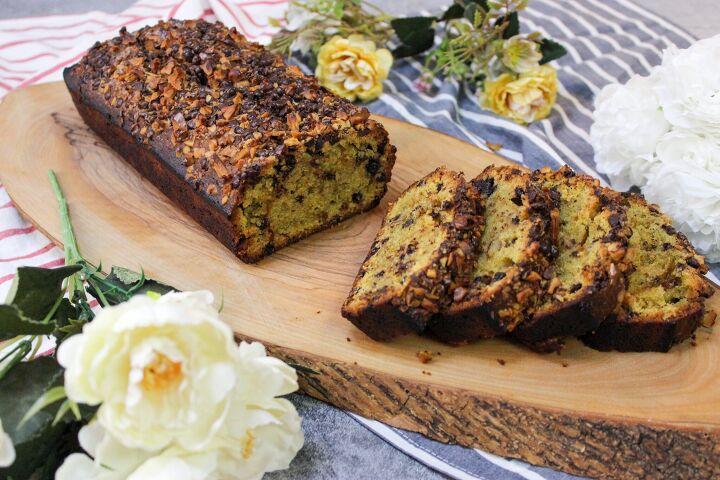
<box><xmin>342</xmin><ymin>168</ymin><xmax>483</xmax><ymax>341</ymax></box>
<box><xmin>430</xmin><ymin>166</ymin><xmax>556</xmax><ymax>344</ymax></box>
<box><xmin>582</xmin><ymin>194</ymin><xmax>714</xmax><ymax>352</ymax></box>
<box><xmin>64</xmin><ymin>19</ymin><xmax>395</xmax><ymax>262</ymax></box>
<box><xmin>513</xmin><ymin>167</ymin><xmax>631</xmax><ymax>349</ymax></box>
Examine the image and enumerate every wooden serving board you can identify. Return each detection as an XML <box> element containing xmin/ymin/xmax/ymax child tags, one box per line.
<box><xmin>2</xmin><ymin>82</ymin><xmax>719</xmax><ymax>479</ymax></box>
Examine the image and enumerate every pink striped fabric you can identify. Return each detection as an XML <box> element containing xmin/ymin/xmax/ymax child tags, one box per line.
<box><xmin>0</xmin><ymin>0</ymin><xmax>287</xmax><ymax>300</ymax></box>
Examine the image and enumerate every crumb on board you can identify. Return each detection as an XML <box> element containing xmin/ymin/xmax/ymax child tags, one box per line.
<box><xmin>497</xmin><ymin>359</ymin><xmax>506</xmax><ymax>366</ymax></box>
<box><xmin>416</xmin><ymin>350</ymin><xmax>433</xmax><ymax>364</ymax></box>
<box><xmin>421</xmin><ymin>370</ymin><xmax>432</xmax><ymax>376</ymax></box>
<box><xmin>346</xmin><ymin>337</ymin><xmax>351</xmax><ymax>342</ymax></box>
<box><xmin>561</xmin><ymin>361</ymin><xmax>569</xmax><ymax>368</ymax></box>
<box><xmin>702</xmin><ymin>310</ymin><xmax>716</xmax><ymax>328</ymax></box>
<box><xmin>486</xmin><ymin>141</ymin><xmax>503</xmax><ymax>152</ymax></box>
<box><xmin>316</xmin><ymin>310</ymin><xmax>321</xmax><ymax>314</ymax></box>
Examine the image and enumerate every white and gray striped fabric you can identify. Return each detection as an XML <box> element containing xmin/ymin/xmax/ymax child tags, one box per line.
<box><xmin>284</xmin><ymin>1</ymin><xmax>713</xmax><ymax>479</ymax></box>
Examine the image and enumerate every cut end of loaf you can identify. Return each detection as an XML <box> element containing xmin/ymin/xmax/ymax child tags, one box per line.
<box><xmin>582</xmin><ymin>193</ymin><xmax>714</xmax><ymax>352</ymax></box>
<box><xmin>342</xmin><ymin>167</ymin><xmax>483</xmax><ymax>340</ymax></box>
<box><xmin>430</xmin><ymin>166</ymin><xmax>556</xmax><ymax>344</ymax></box>
<box><xmin>513</xmin><ymin>166</ymin><xmax>632</xmax><ymax>346</ymax></box>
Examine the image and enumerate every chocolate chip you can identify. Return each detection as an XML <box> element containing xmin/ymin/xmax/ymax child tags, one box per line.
<box><xmin>472</xmin><ymin>177</ymin><xmax>496</xmax><ymax>196</ymax></box>
<box><xmin>492</xmin><ymin>271</ymin><xmax>506</xmax><ymax>282</ymax></box>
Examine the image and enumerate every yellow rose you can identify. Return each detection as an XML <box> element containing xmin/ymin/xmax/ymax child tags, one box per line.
<box><xmin>315</xmin><ymin>34</ymin><xmax>393</xmax><ymax>102</ymax></box>
<box><xmin>481</xmin><ymin>65</ymin><xmax>558</xmax><ymax>124</ymax></box>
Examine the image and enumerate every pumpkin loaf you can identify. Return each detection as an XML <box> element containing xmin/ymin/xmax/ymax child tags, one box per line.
<box><xmin>582</xmin><ymin>194</ymin><xmax>714</xmax><ymax>352</ymax></box>
<box><xmin>513</xmin><ymin>167</ymin><xmax>631</xmax><ymax>350</ymax></box>
<box><xmin>429</xmin><ymin>166</ymin><xmax>556</xmax><ymax>344</ymax></box>
<box><xmin>64</xmin><ymin>19</ymin><xmax>395</xmax><ymax>263</ymax></box>
<box><xmin>342</xmin><ymin>167</ymin><xmax>483</xmax><ymax>341</ymax></box>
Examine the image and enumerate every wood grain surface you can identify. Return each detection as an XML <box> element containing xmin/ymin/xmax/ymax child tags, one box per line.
<box><xmin>1</xmin><ymin>82</ymin><xmax>718</xmax><ymax>479</ymax></box>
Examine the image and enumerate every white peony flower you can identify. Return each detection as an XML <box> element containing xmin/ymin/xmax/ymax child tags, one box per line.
<box><xmin>643</xmin><ymin>130</ymin><xmax>720</xmax><ymax>262</ymax></box>
<box><xmin>591</xmin><ymin>71</ymin><xmax>670</xmax><ymax>191</ymax></box>
<box><xmin>653</xmin><ymin>35</ymin><xmax>720</xmax><ymax>136</ymax></box>
<box><xmin>0</xmin><ymin>418</ymin><xmax>15</xmax><ymax>468</ymax></box>
<box><xmin>56</xmin><ymin>421</ymin><xmax>153</xmax><ymax>480</ymax></box>
<box><xmin>56</xmin><ymin>343</ymin><xmax>303</xmax><ymax>480</ymax></box>
<box><xmin>57</xmin><ymin>291</ymin><xmax>239</xmax><ymax>451</ymax></box>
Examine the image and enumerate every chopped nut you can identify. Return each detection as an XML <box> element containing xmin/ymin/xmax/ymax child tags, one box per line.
<box><xmin>516</xmin><ymin>287</ymin><xmax>534</xmax><ymax>304</ymax></box>
<box><xmin>525</xmin><ymin>271</ymin><xmax>542</xmax><ymax>282</ymax></box>
<box><xmin>548</xmin><ymin>277</ymin><xmax>562</xmax><ymax>294</ymax></box>
<box><xmin>416</xmin><ymin>350</ymin><xmax>433</xmax><ymax>364</ymax></box>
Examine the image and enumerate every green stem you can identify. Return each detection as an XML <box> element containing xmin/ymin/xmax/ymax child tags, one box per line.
<box><xmin>48</xmin><ymin>170</ymin><xmax>86</xmax><ymax>302</ymax></box>
<box><xmin>0</xmin><ymin>339</ymin><xmax>31</xmax><ymax>381</ymax></box>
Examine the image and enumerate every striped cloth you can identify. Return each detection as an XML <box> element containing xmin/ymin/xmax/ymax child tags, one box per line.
<box><xmin>0</xmin><ymin>1</ymin><xmax>711</xmax><ymax>479</ymax></box>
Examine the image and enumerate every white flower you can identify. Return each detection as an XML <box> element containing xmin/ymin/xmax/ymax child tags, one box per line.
<box><xmin>56</xmin><ymin>422</ymin><xmax>152</xmax><ymax>480</ymax></box>
<box><xmin>0</xmin><ymin>418</ymin><xmax>15</xmax><ymax>468</ymax></box>
<box><xmin>643</xmin><ymin>130</ymin><xmax>720</xmax><ymax>262</ymax></box>
<box><xmin>56</xmin><ymin>343</ymin><xmax>303</xmax><ymax>480</ymax></box>
<box><xmin>653</xmin><ymin>34</ymin><xmax>720</xmax><ymax>136</ymax></box>
<box><xmin>591</xmin><ymin>71</ymin><xmax>670</xmax><ymax>191</ymax></box>
<box><xmin>501</xmin><ymin>37</ymin><xmax>542</xmax><ymax>74</ymax></box>
<box><xmin>57</xmin><ymin>291</ymin><xmax>239</xmax><ymax>451</ymax></box>
<box><xmin>285</xmin><ymin>0</ymin><xmax>340</xmax><ymax>54</ymax></box>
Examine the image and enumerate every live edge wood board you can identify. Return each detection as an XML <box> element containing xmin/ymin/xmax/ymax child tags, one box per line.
<box><xmin>2</xmin><ymin>83</ymin><xmax>719</xmax><ymax>479</ymax></box>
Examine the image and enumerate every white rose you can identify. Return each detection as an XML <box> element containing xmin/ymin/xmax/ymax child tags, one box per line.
<box><xmin>57</xmin><ymin>291</ymin><xmax>238</xmax><ymax>451</ymax></box>
<box><xmin>56</xmin><ymin>421</ymin><xmax>153</xmax><ymax>480</ymax></box>
<box><xmin>591</xmin><ymin>71</ymin><xmax>670</xmax><ymax>191</ymax></box>
<box><xmin>653</xmin><ymin>35</ymin><xmax>720</xmax><ymax>136</ymax></box>
<box><xmin>643</xmin><ymin>130</ymin><xmax>720</xmax><ymax>262</ymax></box>
<box><xmin>56</xmin><ymin>343</ymin><xmax>303</xmax><ymax>480</ymax></box>
<box><xmin>0</xmin><ymin>418</ymin><xmax>15</xmax><ymax>468</ymax></box>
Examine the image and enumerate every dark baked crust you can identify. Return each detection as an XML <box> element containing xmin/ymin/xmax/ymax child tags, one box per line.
<box><xmin>512</xmin><ymin>167</ymin><xmax>631</xmax><ymax>349</ymax></box>
<box><xmin>342</xmin><ymin>168</ymin><xmax>483</xmax><ymax>341</ymax></box>
<box><xmin>581</xmin><ymin>303</ymin><xmax>706</xmax><ymax>352</ymax></box>
<box><xmin>516</xmin><ymin>264</ymin><xmax>624</xmax><ymax>348</ymax></box>
<box><xmin>63</xmin><ymin>19</ymin><xmax>395</xmax><ymax>262</ymax></box>
<box><xmin>429</xmin><ymin>166</ymin><xmax>556</xmax><ymax>345</ymax></box>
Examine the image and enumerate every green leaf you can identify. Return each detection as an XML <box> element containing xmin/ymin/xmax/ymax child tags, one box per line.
<box><xmin>86</xmin><ymin>265</ymin><xmax>174</xmax><ymax>307</ymax></box>
<box><xmin>0</xmin><ymin>357</ymin><xmax>70</xmax><ymax>479</ymax></box>
<box><xmin>0</xmin><ymin>304</ymin><xmax>57</xmax><ymax>337</ymax></box>
<box><xmin>391</xmin><ymin>17</ymin><xmax>436</xmax><ymax>58</ymax></box>
<box><xmin>498</xmin><ymin>12</ymin><xmax>519</xmax><ymax>39</ymax></box>
<box><xmin>391</xmin><ymin>16</ymin><xmax>434</xmax><ymax>43</ymax></box>
<box><xmin>19</xmin><ymin>386</ymin><xmax>67</xmax><ymax>429</ymax></box>
<box><xmin>440</xmin><ymin>3</ymin><xmax>464</xmax><ymax>21</ymax></box>
<box><xmin>539</xmin><ymin>38</ymin><xmax>567</xmax><ymax>64</ymax></box>
<box><xmin>52</xmin><ymin>399</ymin><xmax>81</xmax><ymax>426</ymax></box>
<box><xmin>5</xmin><ymin>265</ymin><xmax>81</xmax><ymax>320</ymax></box>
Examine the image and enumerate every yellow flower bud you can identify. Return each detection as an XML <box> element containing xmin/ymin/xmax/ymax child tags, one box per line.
<box><xmin>315</xmin><ymin>34</ymin><xmax>393</xmax><ymax>102</ymax></box>
<box><xmin>480</xmin><ymin>65</ymin><xmax>558</xmax><ymax>124</ymax></box>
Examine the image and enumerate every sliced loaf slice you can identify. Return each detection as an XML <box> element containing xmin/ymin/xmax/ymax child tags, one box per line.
<box><xmin>342</xmin><ymin>167</ymin><xmax>483</xmax><ymax>341</ymax></box>
<box><xmin>429</xmin><ymin>166</ymin><xmax>556</xmax><ymax>344</ymax></box>
<box><xmin>582</xmin><ymin>194</ymin><xmax>713</xmax><ymax>352</ymax></box>
<box><xmin>513</xmin><ymin>167</ymin><xmax>632</xmax><ymax>349</ymax></box>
